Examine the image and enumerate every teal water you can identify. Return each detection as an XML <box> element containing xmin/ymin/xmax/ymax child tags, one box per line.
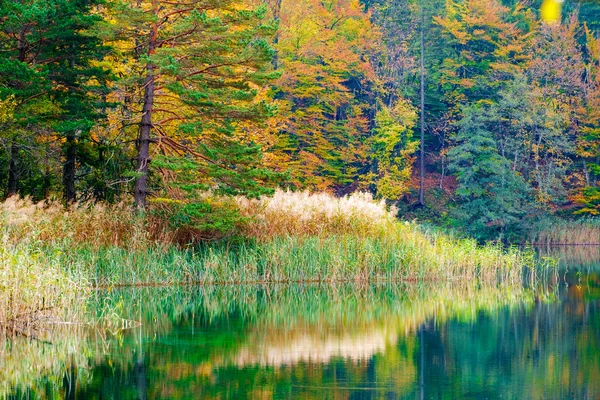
<box><xmin>4</xmin><ymin>247</ymin><xmax>600</xmax><ymax>399</ymax></box>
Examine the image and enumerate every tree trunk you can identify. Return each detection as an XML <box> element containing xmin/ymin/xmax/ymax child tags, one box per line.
<box><xmin>135</xmin><ymin>355</ymin><xmax>148</xmax><ymax>400</ymax></box>
<box><xmin>63</xmin><ymin>131</ymin><xmax>77</xmax><ymax>203</ymax></box>
<box><xmin>271</xmin><ymin>0</ymin><xmax>283</xmax><ymax>70</ymax></box>
<box><xmin>134</xmin><ymin>5</ymin><xmax>159</xmax><ymax>209</ymax></box>
<box><xmin>7</xmin><ymin>142</ymin><xmax>18</xmax><ymax>197</ymax></box>
<box><xmin>8</xmin><ymin>30</ymin><xmax>28</xmax><ymax>197</ymax></box>
<box><xmin>418</xmin><ymin>6</ymin><xmax>426</xmax><ymax>206</ymax></box>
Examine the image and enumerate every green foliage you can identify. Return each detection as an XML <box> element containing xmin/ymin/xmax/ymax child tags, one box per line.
<box><xmin>364</xmin><ymin>99</ymin><xmax>418</xmax><ymax>200</ymax></box>
<box><xmin>151</xmin><ymin>196</ymin><xmax>247</xmax><ymax>241</ymax></box>
<box><xmin>448</xmin><ymin>104</ymin><xmax>531</xmax><ymax>241</ymax></box>
<box><xmin>576</xmin><ymin>187</ymin><xmax>600</xmax><ymax>216</ymax></box>
<box><xmin>116</xmin><ymin>0</ymin><xmax>281</xmax><ymax>210</ymax></box>
<box><xmin>0</xmin><ymin>95</ymin><xmax>16</xmax><ymax>124</ymax></box>
<box><xmin>0</xmin><ymin>0</ymin><xmax>113</xmax><ymax>201</ymax></box>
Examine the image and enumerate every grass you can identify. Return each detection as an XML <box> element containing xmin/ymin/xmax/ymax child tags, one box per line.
<box><xmin>69</xmin><ymin>233</ymin><xmax>533</xmax><ymax>287</ymax></box>
<box><xmin>0</xmin><ymin>190</ymin><xmax>549</xmax><ymax>337</ymax></box>
<box><xmin>528</xmin><ymin>217</ymin><xmax>600</xmax><ymax>245</ymax></box>
<box><xmin>0</xmin><ymin>245</ymin><xmax>88</xmax><ymax>338</ymax></box>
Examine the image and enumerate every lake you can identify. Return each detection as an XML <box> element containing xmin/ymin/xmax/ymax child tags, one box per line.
<box><xmin>3</xmin><ymin>247</ymin><xmax>599</xmax><ymax>399</ymax></box>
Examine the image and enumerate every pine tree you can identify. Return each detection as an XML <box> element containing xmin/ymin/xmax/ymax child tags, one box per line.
<box><xmin>0</xmin><ymin>0</ymin><xmax>112</xmax><ymax>201</ymax></box>
<box><xmin>109</xmin><ymin>0</ymin><xmax>278</xmax><ymax>208</ymax></box>
<box><xmin>0</xmin><ymin>0</ymin><xmax>54</xmax><ymax>197</ymax></box>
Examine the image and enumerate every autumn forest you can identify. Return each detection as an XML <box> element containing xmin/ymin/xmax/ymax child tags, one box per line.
<box><xmin>3</xmin><ymin>1</ymin><xmax>600</xmax><ymax>397</ymax></box>
<box><xmin>1</xmin><ymin>0</ymin><xmax>600</xmax><ymax>242</ymax></box>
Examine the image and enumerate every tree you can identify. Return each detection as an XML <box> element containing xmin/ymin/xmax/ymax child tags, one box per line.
<box><xmin>434</xmin><ymin>0</ymin><xmax>532</xmax><ymax>109</ymax></box>
<box><xmin>363</xmin><ymin>99</ymin><xmax>418</xmax><ymax>200</ymax></box>
<box><xmin>47</xmin><ymin>0</ymin><xmax>112</xmax><ymax>202</ymax></box>
<box><xmin>448</xmin><ymin>104</ymin><xmax>531</xmax><ymax>240</ymax></box>
<box><xmin>109</xmin><ymin>0</ymin><xmax>278</xmax><ymax>208</ymax></box>
<box><xmin>575</xmin><ymin>25</ymin><xmax>600</xmax><ymax>214</ymax></box>
<box><xmin>0</xmin><ymin>0</ymin><xmax>111</xmax><ymax>202</ymax></box>
<box><xmin>368</xmin><ymin>0</ymin><xmax>452</xmax><ymax>198</ymax></box>
<box><xmin>0</xmin><ymin>0</ymin><xmax>55</xmax><ymax>197</ymax></box>
<box><xmin>523</xmin><ymin>17</ymin><xmax>584</xmax><ymax>205</ymax></box>
<box><xmin>419</xmin><ymin>4</ymin><xmax>425</xmax><ymax>205</ymax></box>
<box><xmin>256</xmin><ymin>0</ymin><xmax>379</xmax><ymax>193</ymax></box>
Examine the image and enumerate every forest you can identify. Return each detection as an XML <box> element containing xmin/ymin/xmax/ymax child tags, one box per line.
<box><xmin>1</xmin><ymin>0</ymin><xmax>600</xmax><ymax>242</ymax></box>
<box><xmin>3</xmin><ymin>1</ymin><xmax>600</xmax><ymax>398</ymax></box>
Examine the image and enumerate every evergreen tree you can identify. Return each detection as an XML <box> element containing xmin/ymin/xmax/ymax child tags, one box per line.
<box><xmin>0</xmin><ymin>0</ymin><xmax>111</xmax><ymax>202</ymax></box>
<box><xmin>0</xmin><ymin>0</ymin><xmax>55</xmax><ymax>197</ymax></box>
<box><xmin>109</xmin><ymin>0</ymin><xmax>278</xmax><ymax>208</ymax></box>
<box><xmin>448</xmin><ymin>105</ymin><xmax>531</xmax><ymax>240</ymax></box>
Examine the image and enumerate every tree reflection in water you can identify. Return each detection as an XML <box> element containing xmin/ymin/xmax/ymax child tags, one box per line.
<box><xmin>4</xmin><ymin>258</ymin><xmax>600</xmax><ymax>399</ymax></box>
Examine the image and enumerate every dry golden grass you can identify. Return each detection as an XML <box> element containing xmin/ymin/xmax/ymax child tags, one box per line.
<box><xmin>237</xmin><ymin>190</ymin><xmax>397</xmax><ymax>240</ymax></box>
<box><xmin>0</xmin><ymin>191</ymin><xmax>540</xmax><ymax>289</ymax></box>
<box><xmin>530</xmin><ymin>218</ymin><xmax>600</xmax><ymax>245</ymax></box>
<box><xmin>0</xmin><ymin>195</ymin><xmax>174</xmax><ymax>250</ymax></box>
<box><xmin>0</xmin><ymin>191</ymin><xmax>398</xmax><ymax>248</ymax></box>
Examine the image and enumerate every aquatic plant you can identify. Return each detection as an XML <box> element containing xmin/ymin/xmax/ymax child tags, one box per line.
<box><xmin>236</xmin><ymin>190</ymin><xmax>397</xmax><ymax>240</ymax></box>
<box><xmin>0</xmin><ymin>192</ymin><xmax>545</xmax><ymax>288</ymax></box>
<box><xmin>528</xmin><ymin>217</ymin><xmax>600</xmax><ymax>245</ymax></box>
<box><xmin>0</xmin><ymin>245</ymin><xmax>88</xmax><ymax>338</ymax></box>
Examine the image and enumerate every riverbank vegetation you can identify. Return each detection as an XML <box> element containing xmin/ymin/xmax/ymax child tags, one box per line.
<box><xmin>0</xmin><ymin>189</ymin><xmax>547</xmax><ymax>338</ymax></box>
<box><xmin>2</xmin><ymin>281</ymin><xmax>552</xmax><ymax>398</ymax></box>
<box><xmin>0</xmin><ymin>241</ymin><xmax>88</xmax><ymax>338</ymax></box>
<box><xmin>2</xmin><ymin>191</ymin><xmax>535</xmax><ymax>288</ymax></box>
<box><xmin>528</xmin><ymin>218</ymin><xmax>600</xmax><ymax>246</ymax></box>
<box><xmin>1</xmin><ymin>0</ymin><xmax>600</xmax><ymax>244</ymax></box>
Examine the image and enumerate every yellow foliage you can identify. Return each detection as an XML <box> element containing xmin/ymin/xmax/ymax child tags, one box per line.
<box><xmin>0</xmin><ymin>95</ymin><xmax>16</xmax><ymax>123</ymax></box>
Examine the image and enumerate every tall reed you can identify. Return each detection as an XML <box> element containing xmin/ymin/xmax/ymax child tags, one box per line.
<box><xmin>0</xmin><ymin>245</ymin><xmax>88</xmax><ymax>337</ymax></box>
<box><xmin>528</xmin><ymin>217</ymin><xmax>600</xmax><ymax>245</ymax></box>
<box><xmin>1</xmin><ymin>192</ymin><xmax>543</xmax><ymax>289</ymax></box>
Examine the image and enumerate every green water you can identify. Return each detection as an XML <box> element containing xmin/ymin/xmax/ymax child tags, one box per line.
<box><xmin>4</xmin><ymin>248</ymin><xmax>600</xmax><ymax>399</ymax></box>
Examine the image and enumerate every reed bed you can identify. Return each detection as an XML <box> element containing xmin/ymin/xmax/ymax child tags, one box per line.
<box><xmin>0</xmin><ymin>196</ymin><xmax>175</xmax><ymax>250</ymax></box>
<box><xmin>0</xmin><ymin>245</ymin><xmax>88</xmax><ymax>338</ymax></box>
<box><xmin>0</xmin><ymin>193</ymin><xmax>551</xmax><ymax>397</ymax></box>
<box><xmin>536</xmin><ymin>245</ymin><xmax>600</xmax><ymax>269</ymax></box>
<box><xmin>236</xmin><ymin>190</ymin><xmax>397</xmax><ymax>240</ymax></box>
<box><xmin>528</xmin><ymin>217</ymin><xmax>600</xmax><ymax>245</ymax></box>
<box><xmin>66</xmin><ymin>232</ymin><xmax>536</xmax><ymax>287</ymax></box>
<box><xmin>1</xmin><ymin>191</ymin><xmax>543</xmax><ymax>305</ymax></box>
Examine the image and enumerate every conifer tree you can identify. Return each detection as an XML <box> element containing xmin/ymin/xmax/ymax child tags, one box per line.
<box><xmin>0</xmin><ymin>0</ymin><xmax>111</xmax><ymax>202</ymax></box>
<box><xmin>0</xmin><ymin>0</ymin><xmax>54</xmax><ymax>197</ymax></box>
<box><xmin>110</xmin><ymin>0</ymin><xmax>278</xmax><ymax>208</ymax></box>
<box><xmin>448</xmin><ymin>104</ymin><xmax>531</xmax><ymax>240</ymax></box>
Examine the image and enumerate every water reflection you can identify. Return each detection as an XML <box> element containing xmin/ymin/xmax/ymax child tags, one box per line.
<box><xmin>4</xmin><ymin>249</ymin><xmax>600</xmax><ymax>399</ymax></box>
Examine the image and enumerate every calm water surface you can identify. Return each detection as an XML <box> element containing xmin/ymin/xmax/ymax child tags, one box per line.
<box><xmin>5</xmin><ymin>247</ymin><xmax>600</xmax><ymax>399</ymax></box>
